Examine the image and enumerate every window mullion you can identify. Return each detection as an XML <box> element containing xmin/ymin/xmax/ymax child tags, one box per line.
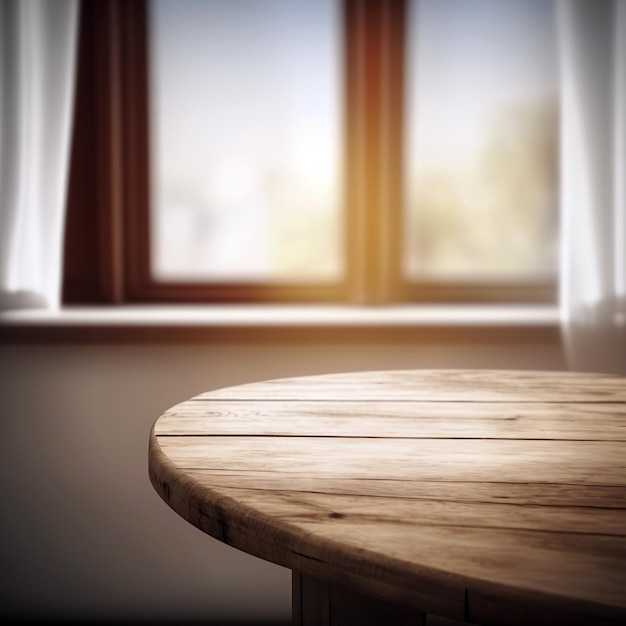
<box><xmin>345</xmin><ymin>0</ymin><xmax>405</xmax><ymax>305</ymax></box>
<box><xmin>380</xmin><ymin>0</ymin><xmax>406</xmax><ymax>303</ymax></box>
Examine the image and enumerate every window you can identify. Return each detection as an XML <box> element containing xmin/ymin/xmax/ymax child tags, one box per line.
<box><xmin>63</xmin><ymin>0</ymin><xmax>558</xmax><ymax>305</ymax></box>
<box><xmin>149</xmin><ymin>0</ymin><xmax>342</xmax><ymax>286</ymax></box>
<box><xmin>405</xmin><ymin>0</ymin><xmax>558</xmax><ymax>282</ymax></box>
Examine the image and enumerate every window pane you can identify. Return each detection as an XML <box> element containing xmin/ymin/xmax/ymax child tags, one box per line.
<box><xmin>404</xmin><ymin>0</ymin><xmax>558</xmax><ymax>280</ymax></box>
<box><xmin>149</xmin><ymin>0</ymin><xmax>342</xmax><ymax>282</ymax></box>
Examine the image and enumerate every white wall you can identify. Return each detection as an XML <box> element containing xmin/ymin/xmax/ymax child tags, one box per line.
<box><xmin>0</xmin><ymin>340</ymin><xmax>565</xmax><ymax>621</ymax></box>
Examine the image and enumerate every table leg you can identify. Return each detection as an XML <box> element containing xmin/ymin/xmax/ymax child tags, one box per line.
<box><xmin>293</xmin><ymin>571</ymin><xmax>425</xmax><ymax>626</ymax></box>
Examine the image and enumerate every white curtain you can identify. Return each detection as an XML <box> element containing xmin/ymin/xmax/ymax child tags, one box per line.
<box><xmin>0</xmin><ymin>0</ymin><xmax>78</xmax><ymax>310</ymax></box>
<box><xmin>558</xmin><ymin>0</ymin><xmax>626</xmax><ymax>375</ymax></box>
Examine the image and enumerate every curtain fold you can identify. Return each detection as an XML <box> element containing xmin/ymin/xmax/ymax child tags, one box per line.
<box><xmin>558</xmin><ymin>0</ymin><xmax>626</xmax><ymax>374</ymax></box>
<box><xmin>0</xmin><ymin>0</ymin><xmax>78</xmax><ymax>310</ymax></box>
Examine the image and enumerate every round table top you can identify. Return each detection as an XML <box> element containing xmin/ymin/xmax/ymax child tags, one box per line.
<box><xmin>149</xmin><ymin>369</ymin><xmax>626</xmax><ymax>625</ymax></box>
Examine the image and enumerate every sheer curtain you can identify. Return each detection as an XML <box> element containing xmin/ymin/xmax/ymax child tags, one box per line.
<box><xmin>558</xmin><ymin>0</ymin><xmax>626</xmax><ymax>375</ymax></box>
<box><xmin>0</xmin><ymin>0</ymin><xmax>78</xmax><ymax>310</ymax></box>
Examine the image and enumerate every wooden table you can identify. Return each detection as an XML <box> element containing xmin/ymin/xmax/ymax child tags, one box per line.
<box><xmin>149</xmin><ymin>370</ymin><xmax>626</xmax><ymax>626</ymax></box>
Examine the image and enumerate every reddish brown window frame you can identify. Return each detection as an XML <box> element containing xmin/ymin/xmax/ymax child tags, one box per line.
<box><xmin>63</xmin><ymin>0</ymin><xmax>556</xmax><ymax>305</ymax></box>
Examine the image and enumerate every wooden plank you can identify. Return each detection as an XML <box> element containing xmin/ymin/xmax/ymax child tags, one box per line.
<box><xmin>149</xmin><ymin>370</ymin><xmax>626</xmax><ymax>625</ymax></box>
<box><xmin>197</xmin><ymin>370</ymin><xmax>626</xmax><ymax>402</ymax></box>
<box><xmin>178</xmin><ymin>483</ymin><xmax>626</xmax><ymax>536</ymax></box>
<box><xmin>300</xmin><ymin>571</ymin><xmax>329</xmax><ymax>626</ymax></box>
<box><xmin>185</xmin><ymin>472</ymin><xmax>626</xmax><ymax>509</ymax></box>
<box><xmin>326</xmin><ymin>576</ymin><xmax>424</xmax><ymax>626</ymax></box>
<box><xmin>294</xmin><ymin>524</ymin><xmax>626</xmax><ymax>611</ymax></box>
<box><xmin>155</xmin><ymin>400</ymin><xmax>626</xmax><ymax>441</ymax></box>
<box><xmin>150</xmin><ymin>444</ymin><xmax>626</xmax><ymax>622</ymax></box>
<box><xmin>156</xmin><ymin>436</ymin><xmax>626</xmax><ymax>486</ymax></box>
<box><xmin>295</xmin><ymin>571</ymin><xmax>425</xmax><ymax>626</ymax></box>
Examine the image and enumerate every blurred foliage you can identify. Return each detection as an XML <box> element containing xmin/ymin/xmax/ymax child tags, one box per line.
<box><xmin>406</xmin><ymin>98</ymin><xmax>559</xmax><ymax>278</ymax></box>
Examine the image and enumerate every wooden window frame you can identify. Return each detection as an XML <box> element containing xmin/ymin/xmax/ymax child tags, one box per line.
<box><xmin>63</xmin><ymin>0</ymin><xmax>556</xmax><ymax>305</ymax></box>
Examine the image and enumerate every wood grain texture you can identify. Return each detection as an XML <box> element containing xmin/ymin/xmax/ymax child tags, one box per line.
<box><xmin>196</xmin><ymin>370</ymin><xmax>626</xmax><ymax>402</ymax></box>
<box><xmin>294</xmin><ymin>572</ymin><xmax>425</xmax><ymax>626</ymax></box>
<box><xmin>156</xmin><ymin>401</ymin><xmax>626</xmax><ymax>440</ymax></box>
<box><xmin>149</xmin><ymin>369</ymin><xmax>626</xmax><ymax>625</ymax></box>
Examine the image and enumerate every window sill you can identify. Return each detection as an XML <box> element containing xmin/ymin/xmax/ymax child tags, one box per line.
<box><xmin>0</xmin><ymin>304</ymin><xmax>560</xmax><ymax>344</ymax></box>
